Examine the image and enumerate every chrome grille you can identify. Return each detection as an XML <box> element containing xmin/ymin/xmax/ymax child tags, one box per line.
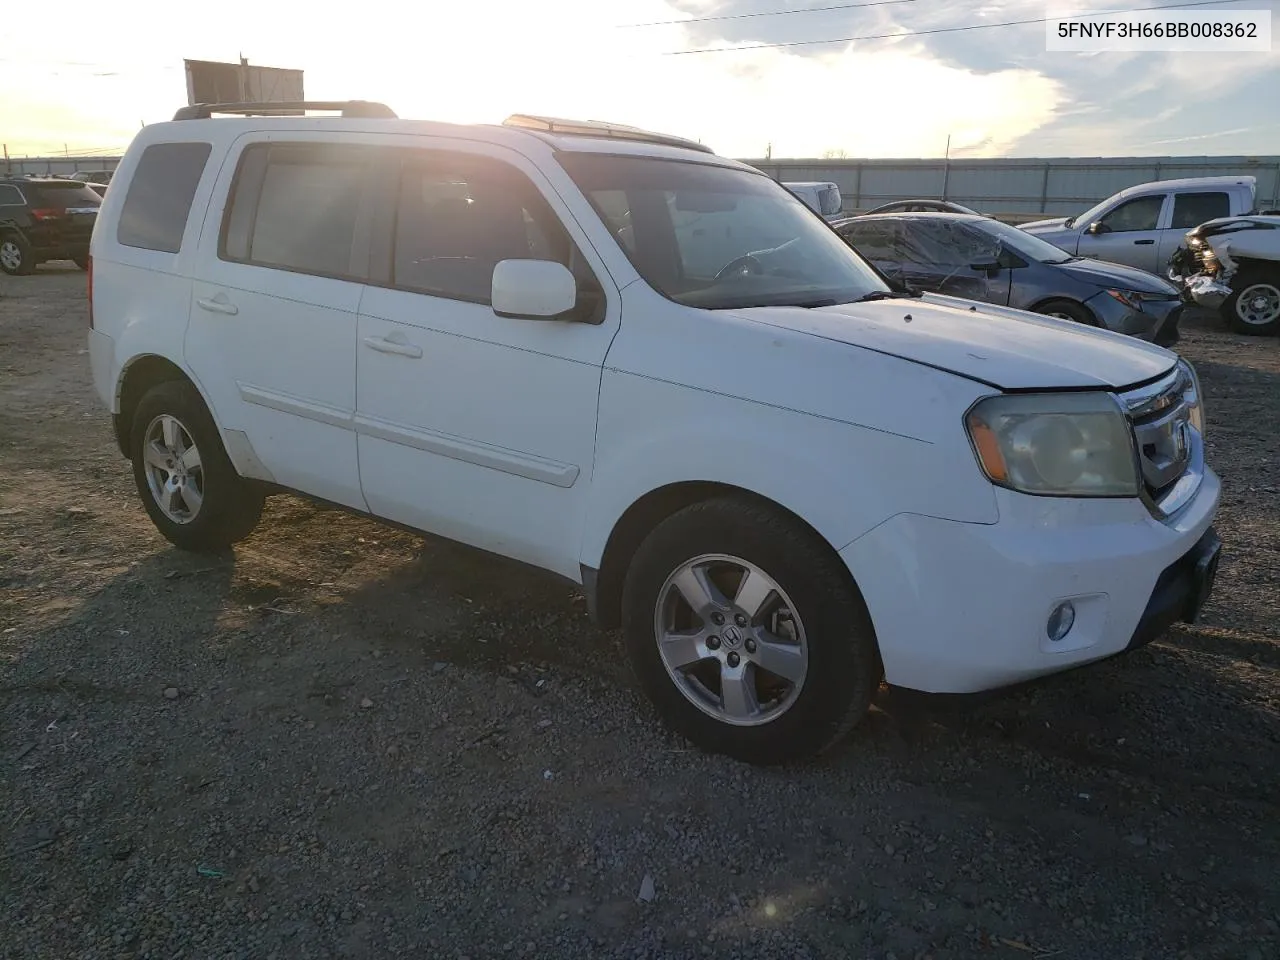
<box><xmin>1120</xmin><ymin>364</ymin><xmax>1203</xmax><ymax>519</ymax></box>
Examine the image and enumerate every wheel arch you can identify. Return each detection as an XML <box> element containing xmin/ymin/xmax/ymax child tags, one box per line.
<box><xmin>113</xmin><ymin>354</ymin><xmax>211</xmax><ymax>458</ymax></box>
<box><xmin>586</xmin><ymin>480</ymin><xmax>862</xmax><ymax>632</ymax></box>
<box><xmin>1026</xmin><ymin>295</ymin><xmax>1098</xmax><ymax>325</ymax></box>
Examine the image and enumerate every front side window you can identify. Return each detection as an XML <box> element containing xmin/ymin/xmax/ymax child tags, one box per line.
<box><xmin>392</xmin><ymin>154</ymin><xmax>582</xmax><ymax>303</ymax></box>
<box><xmin>221</xmin><ymin>142</ymin><xmax>370</xmax><ymax>279</ymax></box>
<box><xmin>559</xmin><ymin>153</ymin><xmax>888</xmax><ymax>310</ymax></box>
<box><xmin>1099</xmin><ymin>195</ymin><xmax>1164</xmax><ymax>233</ymax></box>
<box><xmin>897</xmin><ymin>220</ymin><xmax>996</xmax><ymax>268</ymax></box>
<box><xmin>1171</xmin><ymin>191</ymin><xmax>1231</xmax><ymax>228</ymax></box>
<box><xmin>117</xmin><ymin>142</ymin><xmax>210</xmax><ymax>253</ymax></box>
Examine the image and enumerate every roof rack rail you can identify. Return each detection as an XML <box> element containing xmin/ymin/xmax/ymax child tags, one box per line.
<box><xmin>173</xmin><ymin>100</ymin><xmax>397</xmax><ymax>121</ymax></box>
<box><xmin>502</xmin><ymin>114</ymin><xmax>713</xmax><ymax>154</ymax></box>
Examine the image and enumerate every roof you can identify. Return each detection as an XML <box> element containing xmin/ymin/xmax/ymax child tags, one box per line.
<box><xmin>156</xmin><ymin>102</ymin><xmax>741</xmax><ymax>168</ymax></box>
<box><xmin>1116</xmin><ymin>175</ymin><xmax>1256</xmax><ymax>197</ymax></box>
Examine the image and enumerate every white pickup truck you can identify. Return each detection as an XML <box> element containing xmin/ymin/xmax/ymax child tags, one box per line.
<box><xmin>1021</xmin><ymin>176</ymin><xmax>1261</xmax><ymax>274</ymax></box>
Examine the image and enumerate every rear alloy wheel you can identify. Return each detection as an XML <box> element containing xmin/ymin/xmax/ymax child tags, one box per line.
<box><xmin>1222</xmin><ymin>272</ymin><xmax>1280</xmax><ymax>335</ymax></box>
<box><xmin>130</xmin><ymin>380</ymin><xmax>264</xmax><ymax>551</ymax></box>
<box><xmin>622</xmin><ymin>497</ymin><xmax>882</xmax><ymax>765</ymax></box>
<box><xmin>0</xmin><ymin>235</ymin><xmax>33</xmax><ymax>275</ymax></box>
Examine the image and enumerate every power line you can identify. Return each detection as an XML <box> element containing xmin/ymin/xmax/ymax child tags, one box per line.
<box><xmin>667</xmin><ymin>0</ymin><xmax>1258</xmax><ymax>54</ymax></box>
<box><xmin>620</xmin><ymin>0</ymin><xmax>921</xmax><ymax>28</ymax></box>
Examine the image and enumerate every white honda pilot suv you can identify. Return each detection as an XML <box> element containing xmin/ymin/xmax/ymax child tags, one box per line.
<box><xmin>87</xmin><ymin>102</ymin><xmax>1222</xmax><ymax>765</ymax></box>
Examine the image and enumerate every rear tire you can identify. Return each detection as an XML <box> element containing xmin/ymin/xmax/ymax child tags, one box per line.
<box><xmin>1221</xmin><ymin>268</ymin><xmax>1280</xmax><ymax>336</ymax></box>
<box><xmin>0</xmin><ymin>234</ymin><xmax>33</xmax><ymax>275</ymax></box>
<box><xmin>621</xmin><ymin>497</ymin><xmax>882</xmax><ymax>765</ymax></box>
<box><xmin>1033</xmin><ymin>298</ymin><xmax>1095</xmax><ymax>327</ymax></box>
<box><xmin>130</xmin><ymin>380</ymin><xmax>264</xmax><ymax>552</ymax></box>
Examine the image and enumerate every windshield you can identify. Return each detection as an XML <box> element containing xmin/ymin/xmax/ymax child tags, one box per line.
<box><xmin>558</xmin><ymin>154</ymin><xmax>888</xmax><ymax>310</ymax></box>
<box><xmin>978</xmin><ymin>217</ymin><xmax>1077</xmax><ymax>264</ymax></box>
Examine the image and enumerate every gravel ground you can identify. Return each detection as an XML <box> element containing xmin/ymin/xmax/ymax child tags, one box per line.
<box><xmin>2</xmin><ymin>267</ymin><xmax>1278</xmax><ymax>960</ymax></box>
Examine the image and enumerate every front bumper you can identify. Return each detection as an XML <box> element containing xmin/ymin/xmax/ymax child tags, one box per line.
<box><xmin>1086</xmin><ymin>290</ymin><xmax>1184</xmax><ymax>344</ymax></box>
<box><xmin>841</xmin><ymin>469</ymin><xmax>1221</xmax><ymax>694</ymax></box>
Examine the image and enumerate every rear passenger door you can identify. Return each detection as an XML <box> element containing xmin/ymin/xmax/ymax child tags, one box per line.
<box><xmin>354</xmin><ymin>143</ymin><xmax>617</xmax><ymax>579</ymax></box>
<box><xmin>1076</xmin><ymin>193</ymin><xmax>1168</xmax><ymax>271</ymax></box>
<box><xmin>186</xmin><ymin>138</ymin><xmax>375</xmax><ymax>511</ymax></box>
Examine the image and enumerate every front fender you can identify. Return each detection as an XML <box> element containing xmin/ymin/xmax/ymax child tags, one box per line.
<box><xmin>578</xmin><ymin>370</ymin><xmax>999</xmax><ymax>571</ymax></box>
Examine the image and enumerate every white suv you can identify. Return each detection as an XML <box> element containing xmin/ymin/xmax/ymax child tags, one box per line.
<box><xmin>87</xmin><ymin>102</ymin><xmax>1222</xmax><ymax>765</ymax></box>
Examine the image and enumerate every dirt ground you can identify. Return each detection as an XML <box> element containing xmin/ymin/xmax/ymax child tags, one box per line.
<box><xmin>1</xmin><ymin>267</ymin><xmax>1278</xmax><ymax>960</ymax></box>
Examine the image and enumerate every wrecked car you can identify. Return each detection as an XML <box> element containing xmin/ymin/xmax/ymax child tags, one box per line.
<box><xmin>1168</xmin><ymin>215</ymin><xmax>1280</xmax><ymax>335</ymax></box>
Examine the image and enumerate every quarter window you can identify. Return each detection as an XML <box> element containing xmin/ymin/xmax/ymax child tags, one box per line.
<box><xmin>0</xmin><ymin>184</ymin><xmax>24</xmax><ymax>206</ymax></box>
<box><xmin>117</xmin><ymin>142</ymin><xmax>211</xmax><ymax>253</ymax></box>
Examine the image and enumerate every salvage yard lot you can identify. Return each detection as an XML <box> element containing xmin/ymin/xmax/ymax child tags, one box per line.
<box><xmin>2</xmin><ymin>268</ymin><xmax>1278</xmax><ymax>960</ymax></box>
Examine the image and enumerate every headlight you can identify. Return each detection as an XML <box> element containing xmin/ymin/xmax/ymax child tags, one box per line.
<box><xmin>1106</xmin><ymin>288</ymin><xmax>1176</xmax><ymax>309</ymax></box>
<box><xmin>966</xmin><ymin>392</ymin><xmax>1139</xmax><ymax>497</ymax></box>
<box><xmin>1180</xmin><ymin>359</ymin><xmax>1205</xmax><ymax>434</ymax></box>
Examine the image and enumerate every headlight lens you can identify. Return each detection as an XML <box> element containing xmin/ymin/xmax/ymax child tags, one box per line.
<box><xmin>1180</xmin><ymin>359</ymin><xmax>1205</xmax><ymax>434</ymax></box>
<box><xmin>966</xmin><ymin>392</ymin><xmax>1139</xmax><ymax>496</ymax></box>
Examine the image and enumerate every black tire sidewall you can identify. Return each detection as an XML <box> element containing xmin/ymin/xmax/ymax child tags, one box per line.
<box><xmin>1222</xmin><ymin>272</ymin><xmax>1280</xmax><ymax>336</ymax></box>
<box><xmin>130</xmin><ymin>380</ymin><xmax>261</xmax><ymax>551</ymax></box>
<box><xmin>622</xmin><ymin>498</ymin><xmax>880</xmax><ymax>765</ymax></box>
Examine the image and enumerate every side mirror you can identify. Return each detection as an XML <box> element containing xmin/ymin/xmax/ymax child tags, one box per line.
<box><xmin>1086</xmin><ymin>221</ymin><xmax>1108</xmax><ymax>236</ymax></box>
<box><xmin>969</xmin><ymin>259</ymin><xmax>1002</xmax><ymax>273</ymax></box>
<box><xmin>492</xmin><ymin>259</ymin><xmax>577</xmax><ymax>321</ymax></box>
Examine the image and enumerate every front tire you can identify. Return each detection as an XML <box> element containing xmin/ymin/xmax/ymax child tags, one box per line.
<box><xmin>0</xmin><ymin>234</ymin><xmax>33</xmax><ymax>275</ymax></box>
<box><xmin>1221</xmin><ymin>269</ymin><xmax>1280</xmax><ymax>335</ymax></box>
<box><xmin>130</xmin><ymin>380</ymin><xmax>264</xmax><ymax>552</ymax></box>
<box><xmin>1033</xmin><ymin>298</ymin><xmax>1095</xmax><ymax>327</ymax></box>
<box><xmin>622</xmin><ymin>497</ymin><xmax>882</xmax><ymax>765</ymax></box>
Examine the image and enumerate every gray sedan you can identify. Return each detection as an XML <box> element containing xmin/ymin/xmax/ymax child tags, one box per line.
<box><xmin>832</xmin><ymin>213</ymin><xmax>1185</xmax><ymax>345</ymax></box>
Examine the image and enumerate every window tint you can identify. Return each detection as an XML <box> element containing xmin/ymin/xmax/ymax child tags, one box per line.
<box><xmin>117</xmin><ymin>142</ymin><xmax>211</xmax><ymax>253</ymax></box>
<box><xmin>1099</xmin><ymin>195</ymin><xmax>1163</xmax><ymax>233</ymax></box>
<box><xmin>222</xmin><ymin>143</ymin><xmax>370</xmax><ymax>279</ymax></box>
<box><xmin>29</xmin><ymin>182</ymin><xmax>101</xmax><ymax>207</ymax></box>
<box><xmin>1171</xmin><ymin>191</ymin><xmax>1231</xmax><ymax>228</ymax></box>
<box><xmin>840</xmin><ymin>221</ymin><xmax>901</xmax><ymax>261</ymax></box>
<box><xmin>0</xmin><ymin>184</ymin><xmax>24</xmax><ymax>205</ymax></box>
<box><xmin>393</xmin><ymin>155</ymin><xmax>575</xmax><ymax>303</ymax></box>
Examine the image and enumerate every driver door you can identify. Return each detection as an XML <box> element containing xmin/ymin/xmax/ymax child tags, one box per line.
<box><xmin>1076</xmin><ymin>193</ymin><xmax>1169</xmax><ymax>271</ymax></box>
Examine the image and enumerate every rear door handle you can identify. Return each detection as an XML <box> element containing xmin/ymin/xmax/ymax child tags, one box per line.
<box><xmin>196</xmin><ymin>294</ymin><xmax>239</xmax><ymax>315</ymax></box>
<box><xmin>363</xmin><ymin>335</ymin><xmax>423</xmax><ymax>359</ymax></box>
<box><xmin>1134</xmin><ymin>239</ymin><xmax>1155</xmax><ymax>245</ymax></box>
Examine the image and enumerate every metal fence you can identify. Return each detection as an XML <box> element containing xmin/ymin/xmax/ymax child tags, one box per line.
<box><xmin>2</xmin><ymin>155</ymin><xmax>122</xmax><ymax>178</ymax></box>
<box><xmin>745</xmin><ymin>156</ymin><xmax>1280</xmax><ymax>220</ymax></box>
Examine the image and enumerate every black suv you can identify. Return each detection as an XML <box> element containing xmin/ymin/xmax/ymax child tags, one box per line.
<box><xmin>0</xmin><ymin>176</ymin><xmax>102</xmax><ymax>275</ymax></box>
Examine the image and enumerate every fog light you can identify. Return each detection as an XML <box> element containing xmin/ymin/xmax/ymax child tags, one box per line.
<box><xmin>1047</xmin><ymin>601</ymin><xmax>1076</xmax><ymax>642</ymax></box>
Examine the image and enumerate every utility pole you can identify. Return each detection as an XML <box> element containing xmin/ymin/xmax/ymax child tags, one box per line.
<box><xmin>238</xmin><ymin>53</ymin><xmax>249</xmax><ymax>101</ymax></box>
<box><xmin>941</xmin><ymin>133</ymin><xmax>952</xmax><ymax>200</ymax></box>
<box><xmin>766</xmin><ymin>142</ymin><xmax>772</xmax><ymax>160</ymax></box>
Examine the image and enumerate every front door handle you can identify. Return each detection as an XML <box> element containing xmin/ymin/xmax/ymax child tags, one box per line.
<box><xmin>1133</xmin><ymin>239</ymin><xmax>1155</xmax><ymax>245</ymax></box>
<box><xmin>362</xmin><ymin>335</ymin><xmax>423</xmax><ymax>359</ymax></box>
<box><xmin>196</xmin><ymin>294</ymin><xmax>239</xmax><ymax>315</ymax></box>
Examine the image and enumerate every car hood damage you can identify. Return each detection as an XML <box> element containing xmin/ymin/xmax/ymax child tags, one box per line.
<box><xmin>732</xmin><ymin>294</ymin><xmax>1176</xmax><ymax>391</ymax></box>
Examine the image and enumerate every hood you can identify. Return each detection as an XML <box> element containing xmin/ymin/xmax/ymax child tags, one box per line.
<box><xmin>1056</xmin><ymin>256</ymin><xmax>1180</xmax><ymax>294</ymax></box>
<box><xmin>1186</xmin><ymin>214</ymin><xmax>1280</xmax><ymax>240</ymax></box>
<box><xmin>1020</xmin><ymin>217</ymin><xmax>1070</xmax><ymax>232</ymax></box>
<box><xmin>731</xmin><ymin>295</ymin><xmax>1175</xmax><ymax>391</ymax></box>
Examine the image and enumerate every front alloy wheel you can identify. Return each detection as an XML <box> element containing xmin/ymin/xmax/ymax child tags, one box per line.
<box><xmin>655</xmin><ymin>554</ymin><xmax>808</xmax><ymax>726</ymax></box>
<box><xmin>1235</xmin><ymin>282</ymin><xmax>1280</xmax><ymax>329</ymax></box>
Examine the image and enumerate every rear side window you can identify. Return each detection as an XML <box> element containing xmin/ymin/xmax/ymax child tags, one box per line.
<box><xmin>117</xmin><ymin>142</ymin><xmax>212</xmax><ymax>253</ymax></box>
<box><xmin>1171</xmin><ymin>191</ymin><xmax>1231</xmax><ymax>229</ymax></box>
<box><xmin>221</xmin><ymin>142</ymin><xmax>370</xmax><ymax>280</ymax></box>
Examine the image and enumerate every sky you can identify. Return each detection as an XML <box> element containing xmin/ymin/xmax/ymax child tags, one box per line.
<box><xmin>1</xmin><ymin>0</ymin><xmax>1277</xmax><ymax>160</ymax></box>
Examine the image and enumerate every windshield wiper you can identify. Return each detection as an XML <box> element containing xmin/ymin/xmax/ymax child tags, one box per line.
<box><xmin>854</xmin><ymin>290</ymin><xmax>912</xmax><ymax>302</ymax></box>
